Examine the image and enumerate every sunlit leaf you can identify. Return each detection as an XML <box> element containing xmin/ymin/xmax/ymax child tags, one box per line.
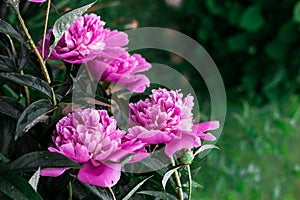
<box><xmin>194</xmin><ymin>144</ymin><xmax>219</xmax><ymax>156</ymax></box>
<box><xmin>122</xmin><ymin>175</ymin><xmax>153</xmax><ymax>200</ymax></box>
<box><xmin>293</xmin><ymin>1</ymin><xmax>300</xmax><ymax>23</ymax></box>
<box><xmin>29</xmin><ymin>167</ymin><xmax>40</xmax><ymax>191</ymax></box>
<box><xmin>162</xmin><ymin>166</ymin><xmax>181</xmax><ymax>190</ymax></box>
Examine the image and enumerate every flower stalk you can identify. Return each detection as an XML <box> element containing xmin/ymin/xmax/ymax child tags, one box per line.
<box><xmin>16</xmin><ymin>11</ymin><xmax>57</xmax><ymax>105</ymax></box>
<box><xmin>187</xmin><ymin>165</ymin><xmax>192</xmax><ymax>200</ymax></box>
<box><xmin>42</xmin><ymin>0</ymin><xmax>51</xmax><ymax>59</ymax></box>
<box><xmin>170</xmin><ymin>157</ymin><xmax>184</xmax><ymax>200</ymax></box>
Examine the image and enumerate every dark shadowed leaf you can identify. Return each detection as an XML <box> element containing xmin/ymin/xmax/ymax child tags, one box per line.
<box><xmin>15</xmin><ymin>99</ymin><xmax>52</xmax><ymax>139</ymax></box>
<box><xmin>80</xmin><ymin>183</ymin><xmax>112</xmax><ymax>200</ymax></box>
<box><xmin>49</xmin><ymin>1</ymin><xmax>96</xmax><ymax>57</ymax></box>
<box><xmin>0</xmin><ymin>116</ymin><xmax>16</xmax><ymax>157</ymax></box>
<box><xmin>17</xmin><ymin>44</ymin><xmax>30</xmax><ymax>71</ymax></box>
<box><xmin>0</xmin><ymin>151</ymin><xmax>80</xmax><ymax>173</ymax></box>
<box><xmin>122</xmin><ymin>175</ymin><xmax>153</xmax><ymax>200</ymax></box>
<box><xmin>138</xmin><ymin>191</ymin><xmax>177</xmax><ymax>200</ymax></box>
<box><xmin>162</xmin><ymin>165</ymin><xmax>181</xmax><ymax>190</ymax></box>
<box><xmin>0</xmin><ymin>173</ymin><xmax>42</xmax><ymax>200</ymax></box>
<box><xmin>0</xmin><ymin>73</ymin><xmax>53</xmax><ymax>100</ymax></box>
<box><xmin>0</xmin><ymin>19</ymin><xmax>24</xmax><ymax>43</ymax></box>
<box><xmin>0</xmin><ymin>153</ymin><xmax>9</xmax><ymax>163</ymax></box>
<box><xmin>0</xmin><ymin>96</ymin><xmax>24</xmax><ymax>119</ymax></box>
<box><xmin>0</xmin><ymin>54</ymin><xmax>16</xmax><ymax>72</ymax></box>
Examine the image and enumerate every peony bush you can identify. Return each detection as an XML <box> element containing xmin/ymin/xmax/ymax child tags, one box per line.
<box><xmin>0</xmin><ymin>1</ymin><xmax>220</xmax><ymax>199</ymax></box>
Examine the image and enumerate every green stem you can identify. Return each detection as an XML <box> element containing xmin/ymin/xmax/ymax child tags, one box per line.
<box><xmin>187</xmin><ymin>165</ymin><xmax>192</xmax><ymax>200</ymax></box>
<box><xmin>108</xmin><ymin>187</ymin><xmax>116</xmax><ymax>200</ymax></box>
<box><xmin>170</xmin><ymin>157</ymin><xmax>184</xmax><ymax>200</ymax></box>
<box><xmin>42</xmin><ymin>0</ymin><xmax>51</xmax><ymax>59</ymax></box>
<box><xmin>16</xmin><ymin>7</ymin><xmax>57</xmax><ymax>106</ymax></box>
<box><xmin>68</xmin><ymin>181</ymin><xmax>72</xmax><ymax>200</ymax></box>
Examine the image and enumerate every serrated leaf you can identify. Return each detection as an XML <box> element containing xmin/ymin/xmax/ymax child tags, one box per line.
<box><xmin>15</xmin><ymin>99</ymin><xmax>52</xmax><ymax>139</ymax></box>
<box><xmin>138</xmin><ymin>191</ymin><xmax>177</xmax><ymax>200</ymax></box>
<box><xmin>0</xmin><ymin>151</ymin><xmax>80</xmax><ymax>173</ymax></box>
<box><xmin>0</xmin><ymin>173</ymin><xmax>42</xmax><ymax>200</ymax></box>
<box><xmin>194</xmin><ymin>144</ymin><xmax>219</xmax><ymax>156</ymax></box>
<box><xmin>48</xmin><ymin>1</ymin><xmax>96</xmax><ymax>57</ymax></box>
<box><xmin>0</xmin><ymin>73</ymin><xmax>53</xmax><ymax>100</ymax></box>
<box><xmin>239</xmin><ymin>6</ymin><xmax>265</xmax><ymax>32</ymax></box>
<box><xmin>0</xmin><ymin>19</ymin><xmax>24</xmax><ymax>43</ymax></box>
<box><xmin>162</xmin><ymin>166</ymin><xmax>181</xmax><ymax>190</ymax></box>
<box><xmin>0</xmin><ymin>96</ymin><xmax>24</xmax><ymax>119</ymax></box>
<box><xmin>29</xmin><ymin>167</ymin><xmax>40</xmax><ymax>191</ymax></box>
<box><xmin>122</xmin><ymin>175</ymin><xmax>153</xmax><ymax>200</ymax></box>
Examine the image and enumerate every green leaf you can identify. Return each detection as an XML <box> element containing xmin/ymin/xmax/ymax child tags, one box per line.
<box><xmin>48</xmin><ymin>1</ymin><xmax>96</xmax><ymax>57</ymax></box>
<box><xmin>0</xmin><ymin>54</ymin><xmax>16</xmax><ymax>72</ymax></box>
<box><xmin>28</xmin><ymin>167</ymin><xmax>40</xmax><ymax>191</ymax></box>
<box><xmin>0</xmin><ymin>173</ymin><xmax>42</xmax><ymax>200</ymax></box>
<box><xmin>162</xmin><ymin>166</ymin><xmax>181</xmax><ymax>190</ymax></box>
<box><xmin>0</xmin><ymin>96</ymin><xmax>24</xmax><ymax>119</ymax></box>
<box><xmin>122</xmin><ymin>175</ymin><xmax>153</xmax><ymax>200</ymax></box>
<box><xmin>0</xmin><ymin>151</ymin><xmax>80</xmax><ymax>173</ymax></box>
<box><xmin>0</xmin><ymin>153</ymin><xmax>9</xmax><ymax>163</ymax></box>
<box><xmin>138</xmin><ymin>191</ymin><xmax>177</xmax><ymax>200</ymax></box>
<box><xmin>0</xmin><ymin>19</ymin><xmax>24</xmax><ymax>43</ymax></box>
<box><xmin>0</xmin><ymin>116</ymin><xmax>16</xmax><ymax>157</ymax></box>
<box><xmin>239</xmin><ymin>5</ymin><xmax>265</xmax><ymax>32</ymax></box>
<box><xmin>15</xmin><ymin>99</ymin><xmax>52</xmax><ymax>139</ymax></box>
<box><xmin>293</xmin><ymin>1</ymin><xmax>300</xmax><ymax>23</ymax></box>
<box><xmin>194</xmin><ymin>144</ymin><xmax>219</xmax><ymax>157</ymax></box>
<box><xmin>80</xmin><ymin>183</ymin><xmax>111</xmax><ymax>200</ymax></box>
<box><xmin>0</xmin><ymin>72</ymin><xmax>53</xmax><ymax>100</ymax></box>
<box><xmin>4</xmin><ymin>0</ymin><xmax>20</xmax><ymax>13</ymax></box>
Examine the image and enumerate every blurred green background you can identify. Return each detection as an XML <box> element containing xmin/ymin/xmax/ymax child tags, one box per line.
<box><xmin>9</xmin><ymin>0</ymin><xmax>300</xmax><ymax>199</ymax></box>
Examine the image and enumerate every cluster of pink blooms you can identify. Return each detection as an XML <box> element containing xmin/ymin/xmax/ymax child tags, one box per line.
<box><xmin>39</xmin><ymin>12</ymin><xmax>219</xmax><ymax>188</ymax></box>
<box><xmin>40</xmin><ymin>13</ymin><xmax>151</xmax><ymax>93</ymax></box>
<box><xmin>128</xmin><ymin>88</ymin><xmax>219</xmax><ymax>157</ymax></box>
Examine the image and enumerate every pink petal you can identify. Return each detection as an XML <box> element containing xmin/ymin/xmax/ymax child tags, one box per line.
<box><xmin>198</xmin><ymin>132</ymin><xmax>216</xmax><ymax>141</ymax></box>
<box><xmin>129</xmin><ymin>126</ymin><xmax>172</xmax><ymax>144</ymax></box>
<box><xmin>165</xmin><ymin>131</ymin><xmax>201</xmax><ymax>157</ymax></box>
<box><xmin>40</xmin><ymin>168</ymin><xmax>68</xmax><ymax>177</ymax></box>
<box><xmin>77</xmin><ymin>162</ymin><xmax>121</xmax><ymax>187</ymax></box>
<box><xmin>193</xmin><ymin>121</ymin><xmax>220</xmax><ymax>133</ymax></box>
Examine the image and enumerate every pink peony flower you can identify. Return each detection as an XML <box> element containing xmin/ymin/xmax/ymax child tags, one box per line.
<box><xmin>128</xmin><ymin>88</ymin><xmax>219</xmax><ymax>157</ymax></box>
<box><xmin>40</xmin><ymin>14</ymin><xmax>128</xmax><ymax>64</ymax></box>
<box><xmin>28</xmin><ymin>0</ymin><xmax>46</xmax><ymax>2</ymax></box>
<box><xmin>40</xmin><ymin>108</ymin><xmax>148</xmax><ymax>187</ymax></box>
<box><xmin>87</xmin><ymin>52</ymin><xmax>151</xmax><ymax>93</ymax></box>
